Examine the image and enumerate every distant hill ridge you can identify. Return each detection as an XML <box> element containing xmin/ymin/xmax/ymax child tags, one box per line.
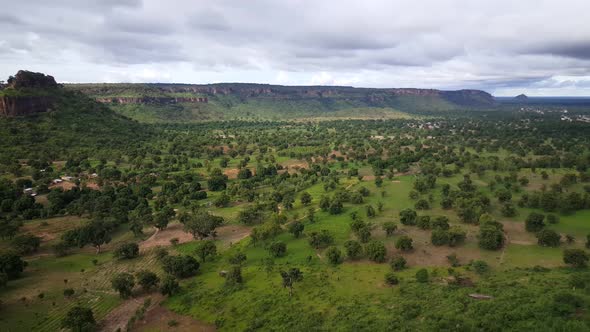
<box><xmin>68</xmin><ymin>82</ymin><xmax>495</xmax><ymax>109</ymax></box>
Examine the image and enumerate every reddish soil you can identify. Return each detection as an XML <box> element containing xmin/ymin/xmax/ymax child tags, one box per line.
<box><xmin>49</xmin><ymin>181</ymin><xmax>77</xmax><ymax>191</ymax></box>
<box><xmin>223</xmin><ymin>168</ymin><xmax>243</xmax><ymax>180</ymax></box>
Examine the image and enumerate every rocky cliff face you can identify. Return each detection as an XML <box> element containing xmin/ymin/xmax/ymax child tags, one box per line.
<box><xmin>0</xmin><ymin>70</ymin><xmax>58</xmax><ymax>117</ymax></box>
<box><xmin>0</xmin><ymin>96</ymin><xmax>54</xmax><ymax>116</ymax></box>
<box><xmin>95</xmin><ymin>96</ymin><xmax>208</xmax><ymax>104</ymax></box>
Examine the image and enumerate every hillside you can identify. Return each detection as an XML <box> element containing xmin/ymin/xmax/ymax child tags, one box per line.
<box><xmin>68</xmin><ymin>83</ymin><xmax>495</xmax><ymax>122</ymax></box>
<box><xmin>0</xmin><ymin>71</ymin><xmax>152</xmax><ymax>160</ymax></box>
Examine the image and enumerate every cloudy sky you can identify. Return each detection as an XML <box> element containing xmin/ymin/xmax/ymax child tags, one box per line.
<box><xmin>1</xmin><ymin>0</ymin><xmax>590</xmax><ymax>96</ymax></box>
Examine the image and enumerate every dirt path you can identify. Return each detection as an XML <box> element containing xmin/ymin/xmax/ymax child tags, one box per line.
<box><xmin>140</xmin><ymin>223</ymin><xmax>252</xmax><ymax>251</ymax></box>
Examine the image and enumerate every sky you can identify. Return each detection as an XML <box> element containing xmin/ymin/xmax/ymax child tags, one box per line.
<box><xmin>1</xmin><ymin>0</ymin><xmax>590</xmax><ymax>96</ymax></box>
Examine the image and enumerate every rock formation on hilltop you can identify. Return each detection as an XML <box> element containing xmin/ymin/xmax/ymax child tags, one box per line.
<box><xmin>0</xmin><ymin>70</ymin><xmax>59</xmax><ymax>116</ymax></box>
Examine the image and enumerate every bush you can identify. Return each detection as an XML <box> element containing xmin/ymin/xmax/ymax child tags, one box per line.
<box><xmin>382</xmin><ymin>221</ymin><xmax>397</xmax><ymax>236</ymax></box>
<box><xmin>417</xmin><ymin>216</ymin><xmax>431</xmax><ymax>230</ymax></box>
<box><xmin>390</xmin><ymin>256</ymin><xmax>407</xmax><ymax>271</ymax></box>
<box><xmin>61</xmin><ymin>306</ymin><xmax>96</xmax><ymax>332</ymax></box>
<box><xmin>431</xmin><ymin>229</ymin><xmax>449</xmax><ymax>246</ymax></box>
<box><xmin>384</xmin><ymin>272</ymin><xmax>399</xmax><ymax>285</ymax></box>
<box><xmin>431</xmin><ymin>216</ymin><xmax>449</xmax><ymax>230</ymax></box>
<box><xmin>308</xmin><ymin>230</ymin><xmax>334</xmax><ymax>249</ymax></box>
<box><xmin>267</xmin><ymin>241</ymin><xmax>287</xmax><ymax>257</ymax></box>
<box><xmin>113</xmin><ymin>242</ymin><xmax>139</xmax><ymax>260</ymax></box>
<box><xmin>525</xmin><ymin>212</ymin><xmax>545</xmax><ymax>232</ymax></box>
<box><xmin>414</xmin><ymin>199</ymin><xmax>430</xmax><ymax>210</ymax></box>
<box><xmin>399</xmin><ymin>209</ymin><xmax>417</xmax><ymax>226</ymax></box>
<box><xmin>536</xmin><ymin>229</ymin><xmax>561</xmax><ymax>247</ymax></box>
<box><xmin>10</xmin><ymin>234</ymin><xmax>41</xmax><ymax>255</ymax></box>
<box><xmin>395</xmin><ymin>236</ymin><xmax>413</xmax><ymax>251</ymax></box>
<box><xmin>563</xmin><ymin>249</ymin><xmax>589</xmax><ymax>268</ymax></box>
<box><xmin>111</xmin><ymin>272</ymin><xmax>135</xmax><ymax>298</ymax></box>
<box><xmin>471</xmin><ymin>260</ymin><xmax>489</xmax><ymax>274</ymax></box>
<box><xmin>325</xmin><ymin>246</ymin><xmax>343</xmax><ymax>265</ymax></box>
<box><xmin>136</xmin><ymin>270</ymin><xmax>160</xmax><ymax>292</ymax></box>
<box><xmin>365</xmin><ymin>241</ymin><xmax>387</xmax><ymax>263</ymax></box>
<box><xmin>552</xmin><ymin>292</ymin><xmax>584</xmax><ymax>317</ymax></box>
<box><xmin>160</xmin><ymin>275</ymin><xmax>180</xmax><ymax>296</ymax></box>
<box><xmin>415</xmin><ymin>269</ymin><xmax>429</xmax><ymax>283</ymax></box>
<box><xmin>344</xmin><ymin>240</ymin><xmax>362</xmax><ymax>259</ymax></box>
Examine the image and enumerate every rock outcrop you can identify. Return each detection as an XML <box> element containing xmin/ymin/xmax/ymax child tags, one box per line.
<box><xmin>0</xmin><ymin>70</ymin><xmax>58</xmax><ymax>117</ymax></box>
<box><xmin>0</xmin><ymin>96</ymin><xmax>54</xmax><ymax>116</ymax></box>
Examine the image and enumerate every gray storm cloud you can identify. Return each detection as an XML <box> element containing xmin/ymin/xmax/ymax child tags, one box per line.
<box><xmin>0</xmin><ymin>0</ymin><xmax>589</xmax><ymax>96</ymax></box>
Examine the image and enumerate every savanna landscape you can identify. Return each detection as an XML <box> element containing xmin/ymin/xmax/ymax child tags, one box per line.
<box><xmin>2</xmin><ymin>2</ymin><xmax>590</xmax><ymax>331</ymax></box>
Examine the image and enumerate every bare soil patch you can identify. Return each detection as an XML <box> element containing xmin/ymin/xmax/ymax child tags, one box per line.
<box><xmin>139</xmin><ymin>223</ymin><xmax>251</xmax><ymax>251</ymax></box>
<box><xmin>100</xmin><ymin>294</ymin><xmax>159</xmax><ymax>332</ymax></box>
<box><xmin>49</xmin><ymin>181</ymin><xmax>77</xmax><ymax>191</ymax></box>
<box><xmin>132</xmin><ymin>303</ymin><xmax>215</xmax><ymax>332</ymax></box>
<box><xmin>280</xmin><ymin>159</ymin><xmax>309</xmax><ymax>173</ymax></box>
<box><xmin>502</xmin><ymin>221</ymin><xmax>536</xmax><ymax>245</ymax></box>
<box><xmin>223</xmin><ymin>168</ymin><xmax>240</xmax><ymax>179</ymax></box>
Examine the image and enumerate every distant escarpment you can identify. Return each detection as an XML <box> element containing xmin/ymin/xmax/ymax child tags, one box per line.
<box><xmin>69</xmin><ymin>83</ymin><xmax>495</xmax><ymax>112</ymax></box>
<box><xmin>0</xmin><ymin>70</ymin><xmax>59</xmax><ymax>116</ymax></box>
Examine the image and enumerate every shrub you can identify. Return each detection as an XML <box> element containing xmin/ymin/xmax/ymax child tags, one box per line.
<box><xmin>160</xmin><ymin>276</ymin><xmax>180</xmax><ymax>296</ymax></box>
<box><xmin>471</xmin><ymin>260</ymin><xmax>489</xmax><ymax>274</ymax></box>
<box><xmin>267</xmin><ymin>241</ymin><xmax>287</xmax><ymax>257</ymax></box>
<box><xmin>537</xmin><ymin>229</ymin><xmax>561</xmax><ymax>247</ymax></box>
<box><xmin>390</xmin><ymin>256</ymin><xmax>407</xmax><ymax>271</ymax></box>
<box><xmin>344</xmin><ymin>240</ymin><xmax>362</xmax><ymax>259</ymax></box>
<box><xmin>525</xmin><ymin>212</ymin><xmax>545</xmax><ymax>232</ymax></box>
<box><xmin>395</xmin><ymin>236</ymin><xmax>413</xmax><ymax>251</ymax></box>
<box><xmin>563</xmin><ymin>249</ymin><xmax>589</xmax><ymax>268</ymax></box>
<box><xmin>365</xmin><ymin>241</ymin><xmax>387</xmax><ymax>263</ymax></box>
<box><xmin>431</xmin><ymin>229</ymin><xmax>449</xmax><ymax>246</ymax></box>
<box><xmin>325</xmin><ymin>246</ymin><xmax>343</xmax><ymax>265</ymax></box>
<box><xmin>417</xmin><ymin>216</ymin><xmax>431</xmax><ymax>230</ymax></box>
<box><xmin>61</xmin><ymin>306</ymin><xmax>96</xmax><ymax>332</ymax></box>
<box><xmin>431</xmin><ymin>216</ymin><xmax>450</xmax><ymax>230</ymax></box>
<box><xmin>384</xmin><ymin>272</ymin><xmax>399</xmax><ymax>285</ymax></box>
<box><xmin>415</xmin><ymin>269</ymin><xmax>429</xmax><ymax>283</ymax></box>
<box><xmin>399</xmin><ymin>209</ymin><xmax>417</xmax><ymax>226</ymax></box>
<box><xmin>308</xmin><ymin>230</ymin><xmax>334</xmax><ymax>249</ymax></box>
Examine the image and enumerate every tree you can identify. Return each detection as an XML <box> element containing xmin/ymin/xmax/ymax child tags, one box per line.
<box><xmin>382</xmin><ymin>222</ymin><xmax>397</xmax><ymax>236</ymax></box>
<box><xmin>226</xmin><ymin>265</ymin><xmax>243</xmax><ymax>285</ymax></box>
<box><xmin>525</xmin><ymin>212</ymin><xmax>545</xmax><ymax>232</ymax></box>
<box><xmin>300</xmin><ymin>192</ymin><xmax>312</xmax><ymax>205</ymax></box>
<box><xmin>365</xmin><ymin>240</ymin><xmax>387</xmax><ymax>263</ymax></box>
<box><xmin>61</xmin><ymin>306</ymin><xmax>96</xmax><ymax>332</ymax></box>
<box><xmin>194</xmin><ymin>240</ymin><xmax>217</xmax><ymax>262</ymax></box>
<box><xmin>161</xmin><ymin>255</ymin><xmax>200</xmax><ymax>278</ymax></box>
<box><xmin>478</xmin><ymin>220</ymin><xmax>504</xmax><ymax>250</ymax></box>
<box><xmin>280</xmin><ymin>268</ymin><xmax>303</xmax><ymax>297</ymax></box>
<box><xmin>417</xmin><ymin>215</ymin><xmax>431</xmax><ymax>230</ymax></box>
<box><xmin>214</xmin><ymin>192</ymin><xmax>230</xmax><ymax>207</ymax></box>
<box><xmin>76</xmin><ymin>220</ymin><xmax>113</xmax><ymax>253</ymax></box>
<box><xmin>447</xmin><ymin>227</ymin><xmax>467</xmax><ymax>247</ymax></box>
<box><xmin>136</xmin><ymin>270</ymin><xmax>160</xmax><ymax>292</ymax></box>
<box><xmin>390</xmin><ymin>256</ymin><xmax>407</xmax><ymax>271</ymax></box>
<box><xmin>268</xmin><ymin>241</ymin><xmax>287</xmax><ymax>257</ymax></box>
<box><xmin>328</xmin><ymin>199</ymin><xmax>343</xmax><ymax>215</ymax></box>
<box><xmin>501</xmin><ymin>203</ymin><xmax>517</xmax><ymax>217</ymax></box>
<box><xmin>182</xmin><ymin>211</ymin><xmax>224</xmax><ymax>240</ymax></box>
<box><xmin>384</xmin><ymin>272</ymin><xmax>399</xmax><ymax>286</ymax></box>
<box><xmin>10</xmin><ymin>234</ymin><xmax>41</xmax><ymax>255</ymax></box>
<box><xmin>400</xmin><ymin>208</ymin><xmax>417</xmax><ymax>226</ymax></box>
<box><xmin>288</xmin><ymin>221</ymin><xmax>304</xmax><ymax>238</ymax></box>
<box><xmin>563</xmin><ymin>249</ymin><xmax>589</xmax><ymax>268</ymax></box>
<box><xmin>431</xmin><ymin>216</ymin><xmax>450</xmax><ymax>230</ymax></box>
<box><xmin>471</xmin><ymin>260</ymin><xmax>489</xmax><ymax>274</ymax></box>
<box><xmin>160</xmin><ymin>275</ymin><xmax>180</xmax><ymax>296</ymax></box>
<box><xmin>415</xmin><ymin>268</ymin><xmax>429</xmax><ymax>283</ymax></box>
<box><xmin>431</xmin><ymin>229</ymin><xmax>450</xmax><ymax>246</ymax></box>
<box><xmin>344</xmin><ymin>240</ymin><xmax>362</xmax><ymax>259</ymax></box>
<box><xmin>395</xmin><ymin>236</ymin><xmax>414</xmax><ymax>251</ymax></box>
<box><xmin>113</xmin><ymin>242</ymin><xmax>139</xmax><ymax>260</ymax></box>
<box><xmin>228</xmin><ymin>252</ymin><xmax>247</xmax><ymax>265</ymax></box>
<box><xmin>111</xmin><ymin>272</ymin><xmax>135</xmax><ymax>298</ymax></box>
<box><xmin>308</xmin><ymin>230</ymin><xmax>334</xmax><ymax>248</ymax></box>
<box><xmin>366</xmin><ymin>205</ymin><xmax>376</xmax><ymax>218</ymax></box>
<box><xmin>153</xmin><ymin>209</ymin><xmax>174</xmax><ymax>231</ymax></box>
<box><xmin>414</xmin><ymin>199</ymin><xmax>430</xmax><ymax>210</ymax></box>
<box><xmin>325</xmin><ymin>246</ymin><xmax>343</xmax><ymax>265</ymax></box>
<box><xmin>0</xmin><ymin>252</ymin><xmax>27</xmax><ymax>279</ymax></box>
<box><xmin>537</xmin><ymin>229</ymin><xmax>561</xmax><ymax>247</ymax></box>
